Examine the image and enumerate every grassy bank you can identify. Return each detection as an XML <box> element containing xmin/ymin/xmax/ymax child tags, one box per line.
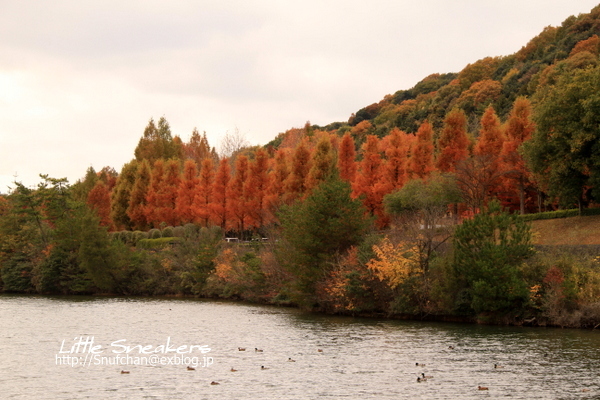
<box><xmin>531</xmin><ymin>215</ymin><xmax>600</xmax><ymax>246</ymax></box>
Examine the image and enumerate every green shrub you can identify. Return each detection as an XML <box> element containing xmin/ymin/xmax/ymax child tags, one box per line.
<box><xmin>137</xmin><ymin>237</ymin><xmax>183</xmax><ymax>250</ymax></box>
<box><xmin>133</xmin><ymin>231</ymin><xmax>148</xmax><ymax>244</ymax></box>
<box><xmin>173</xmin><ymin>226</ymin><xmax>185</xmax><ymax>237</ymax></box>
<box><xmin>149</xmin><ymin>229</ymin><xmax>162</xmax><ymax>239</ymax></box>
<box><xmin>183</xmin><ymin>223</ymin><xmax>199</xmax><ymax>238</ymax></box>
<box><xmin>519</xmin><ymin>207</ymin><xmax>600</xmax><ymax>221</ymax></box>
<box><xmin>162</xmin><ymin>226</ymin><xmax>174</xmax><ymax>238</ymax></box>
<box><xmin>123</xmin><ymin>230</ymin><xmax>134</xmax><ymax>245</ymax></box>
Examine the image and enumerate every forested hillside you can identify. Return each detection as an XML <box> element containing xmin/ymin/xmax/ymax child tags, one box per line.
<box><xmin>2</xmin><ymin>5</ymin><xmax>600</xmax><ymax>328</ymax></box>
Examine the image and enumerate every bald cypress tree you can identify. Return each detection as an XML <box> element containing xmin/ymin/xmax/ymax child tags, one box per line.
<box><xmin>111</xmin><ymin>160</ymin><xmax>138</xmax><ymax>230</ymax></box>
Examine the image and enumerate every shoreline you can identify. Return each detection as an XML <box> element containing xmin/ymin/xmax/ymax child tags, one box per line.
<box><xmin>2</xmin><ymin>291</ymin><xmax>597</xmax><ymax>330</ymax></box>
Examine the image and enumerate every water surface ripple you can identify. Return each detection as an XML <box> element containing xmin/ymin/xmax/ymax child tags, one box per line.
<box><xmin>0</xmin><ymin>295</ymin><xmax>599</xmax><ymax>399</ymax></box>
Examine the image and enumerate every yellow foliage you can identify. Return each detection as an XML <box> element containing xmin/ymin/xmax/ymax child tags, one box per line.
<box><xmin>367</xmin><ymin>237</ymin><xmax>419</xmax><ymax>289</ymax></box>
<box><xmin>160</xmin><ymin>257</ymin><xmax>173</xmax><ymax>272</ymax></box>
<box><xmin>214</xmin><ymin>248</ymin><xmax>235</xmax><ymax>280</ymax></box>
<box><xmin>529</xmin><ymin>284</ymin><xmax>542</xmax><ymax>304</ymax></box>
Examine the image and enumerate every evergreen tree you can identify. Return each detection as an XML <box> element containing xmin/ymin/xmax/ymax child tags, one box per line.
<box><xmin>127</xmin><ymin>160</ymin><xmax>151</xmax><ymax>230</ymax></box>
<box><xmin>452</xmin><ymin>200</ymin><xmax>533</xmax><ymax>316</ymax></box>
<box><xmin>279</xmin><ymin>172</ymin><xmax>371</xmax><ymax>306</ymax></box>
<box><xmin>110</xmin><ymin>160</ymin><xmax>138</xmax><ymax>230</ymax></box>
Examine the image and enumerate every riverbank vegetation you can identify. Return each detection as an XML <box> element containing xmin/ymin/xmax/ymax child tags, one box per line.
<box><xmin>2</xmin><ymin>6</ymin><xmax>600</xmax><ymax>328</ymax></box>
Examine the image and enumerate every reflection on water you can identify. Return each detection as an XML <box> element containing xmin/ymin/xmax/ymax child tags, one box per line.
<box><xmin>0</xmin><ymin>295</ymin><xmax>599</xmax><ymax>399</ymax></box>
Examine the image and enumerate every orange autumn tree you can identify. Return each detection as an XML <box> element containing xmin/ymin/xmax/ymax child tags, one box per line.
<box><xmin>474</xmin><ymin>105</ymin><xmax>505</xmax><ymax>159</ymax></box>
<box><xmin>380</xmin><ymin>128</ymin><xmax>410</xmax><ymax>192</ymax></box>
<box><xmin>127</xmin><ymin>160</ymin><xmax>151</xmax><ymax>230</ymax></box>
<box><xmin>266</xmin><ymin>149</ymin><xmax>290</xmax><ymax>215</ymax></box>
<box><xmin>471</xmin><ymin>105</ymin><xmax>506</xmax><ymax>205</ymax></box>
<box><xmin>409</xmin><ymin>121</ymin><xmax>435</xmax><ymax>180</ymax></box>
<box><xmin>157</xmin><ymin>159</ymin><xmax>181</xmax><ymax>227</ymax></box>
<box><xmin>245</xmin><ymin>148</ymin><xmax>271</xmax><ymax>229</ymax></box>
<box><xmin>184</xmin><ymin>128</ymin><xmax>213</xmax><ymax>165</ymax></box>
<box><xmin>353</xmin><ymin>135</ymin><xmax>387</xmax><ymax>227</ymax></box>
<box><xmin>338</xmin><ymin>132</ymin><xmax>357</xmax><ymax>183</ymax></box>
<box><xmin>501</xmin><ymin>97</ymin><xmax>535</xmax><ymax>214</ymax></box>
<box><xmin>144</xmin><ymin>159</ymin><xmax>165</xmax><ymax>227</ymax></box>
<box><xmin>87</xmin><ymin>181</ymin><xmax>113</xmax><ymax>229</ymax></box>
<box><xmin>195</xmin><ymin>158</ymin><xmax>215</xmax><ymax>227</ymax></box>
<box><xmin>229</xmin><ymin>155</ymin><xmax>251</xmax><ymax>233</ymax></box>
<box><xmin>306</xmin><ymin>134</ymin><xmax>335</xmax><ymax>190</ymax></box>
<box><xmin>350</xmin><ymin>120</ymin><xmax>373</xmax><ymax>147</ymax></box>
<box><xmin>436</xmin><ymin>108</ymin><xmax>470</xmax><ymax>173</ymax></box>
<box><xmin>211</xmin><ymin>158</ymin><xmax>231</xmax><ymax>230</ymax></box>
<box><xmin>284</xmin><ymin>140</ymin><xmax>312</xmax><ymax>203</ymax></box>
<box><xmin>175</xmin><ymin>159</ymin><xmax>199</xmax><ymax>224</ymax></box>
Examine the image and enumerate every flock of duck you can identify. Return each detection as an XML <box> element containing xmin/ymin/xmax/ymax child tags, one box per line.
<box><xmin>118</xmin><ymin>347</ymin><xmax>325</xmax><ymax>384</ymax></box>
<box><xmin>188</xmin><ymin>346</ymin><xmax>323</xmax><ymax>386</ymax></box>
<box><xmin>118</xmin><ymin>343</ymin><xmax>592</xmax><ymax>394</ymax></box>
<box><xmin>118</xmin><ymin>344</ymin><xmax>498</xmax><ymax>391</ymax></box>
<box><xmin>414</xmin><ymin>346</ymin><xmax>500</xmax><ymax>391</ymax></box>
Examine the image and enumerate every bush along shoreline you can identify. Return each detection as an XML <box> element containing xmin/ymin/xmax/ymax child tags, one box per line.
<box><xmin>1</xmin><ymin>175</ymin><xmax>599</xmax><ymax>330</ymax></box>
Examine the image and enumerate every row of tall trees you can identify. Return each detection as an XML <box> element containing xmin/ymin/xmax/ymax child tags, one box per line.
<box><xmin>81</xmin><ymin>97</ymin><xmax>535</xmax><ymax>235</ymax></box>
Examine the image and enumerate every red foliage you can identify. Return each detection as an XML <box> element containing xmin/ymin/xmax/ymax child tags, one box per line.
<box><xmin>436</xmin><ymin>109</ymin><xmax>470</xmax><ymax>173</ymax></box>
<box><xmin>175</xmin><ymin>160</ymin><xmax>199</xmax><ymax>224</ymax></box>
<box><xmin>474</xmin><ymin>105</ymin><xmax>505</xmax><ymax>158</ymax></box>
<box><xmin>353</xmin><ymin>135</ymin><xmax>387</xmax><ymax>227</ymax></box>
<box><xmin>409</xmin><ymin>121</ymin><xmax>435</xmax><ymax>180</ymax></box>
<box><xmin>229</xmin><ymin>155</ymin><xmax>250</xmax><ymax>232</ymax></box>
<box><xmin>380</xmin><ymin>128</ymin><xmax>410</xmax><ymax>191</ymax></box>
<box><xmin>245</xmin><ymin>148</ymin><xmax>270</xmax><ymax>228</ymax></box>
<box><xmin>284</xmin><ymin>140</ymin><xmax>312</xmax><ymax>203</ymax></box>
<box><xmin>195</xmin><ymin>158</ymin><xmax>215</xmax><ymax>227</ymax></box>
<box><xmin>127</xmin><ymin>160</ymin><xmax>151</xmax><ymax>230</ymax></box>
<box><xmin>501</xmin><ymin>97</ymin><xmax>536</xmax><ymax>214</ymax></box>
<box><xmin>211</xmin><ymin>158</ymin><xmax>231</xmax><ymax>230</ymax></box>
<box><xmin>338</xmin><ymin>133</ymin><xmax>357</xmax><ymax>183</ymax></box>
<box><xmin>87</xmin><ymin>181</ymin><xmax>113</xmax><ymax>230</ymax></box>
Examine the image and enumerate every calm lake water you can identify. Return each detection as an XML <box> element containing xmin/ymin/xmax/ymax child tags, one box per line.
<box><xmin>0</xmin><ymin>295</ymin><xmax>599</xmax><ymax>399</ymax></box>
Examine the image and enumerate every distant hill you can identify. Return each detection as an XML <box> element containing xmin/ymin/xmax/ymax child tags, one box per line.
<box><xmin>269</xmin><ymin>4</ymin><xmax>600</xmax><ymax>145</ymax></box>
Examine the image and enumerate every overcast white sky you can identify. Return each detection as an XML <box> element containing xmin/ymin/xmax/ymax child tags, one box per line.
<box><xmin>1</xmin><ymin>1</ymin><xmax>598</xmax><ymax>193</ymax></box>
